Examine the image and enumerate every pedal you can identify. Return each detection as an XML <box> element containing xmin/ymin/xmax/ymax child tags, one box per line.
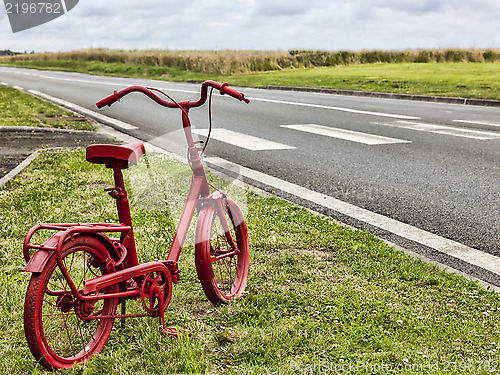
<box><xmin>162</xmin><ymin>326</ymin><xmax>192</xmax><ymax>338</ymax></box>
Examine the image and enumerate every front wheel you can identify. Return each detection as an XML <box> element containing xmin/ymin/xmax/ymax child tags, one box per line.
<box><xmin>195</xmin><ymin>197</ymin><xmax>250</xmax><ymax>304</ymax></box>
<box><xmin>24</xmin><ymin>236</ymin><xmax>119</xmax><ymax>370</ymax></box>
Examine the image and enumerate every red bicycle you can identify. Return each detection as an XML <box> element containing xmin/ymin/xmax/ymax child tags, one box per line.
<box><xmin>22</xmin><ymin>81</ymin><xmax>250</xmax><ymax>370</ymax></box>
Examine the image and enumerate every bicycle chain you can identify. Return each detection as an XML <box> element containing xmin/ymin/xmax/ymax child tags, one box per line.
<box><xmin>80</xmin><ymin>312</ymin><xmax>154</xmax><ymax>320</ymax></box>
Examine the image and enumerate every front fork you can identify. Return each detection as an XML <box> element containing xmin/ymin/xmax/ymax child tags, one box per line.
<box><xmin>211</xmin><ymin>191</ymin><xmax>237</xmax><ymax>252</ymax></box>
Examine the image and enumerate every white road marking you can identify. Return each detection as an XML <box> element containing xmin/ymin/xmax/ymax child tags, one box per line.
<box><xmin>399</xmin><ymin>121</ymin><xmax>500</xmax><ymax>140</ymax></box>
<box><xmin>281</xmin><ymin>124</ymin><xmax>411</xmax><ymax>145</ymax></box>
<box><xmin>13</xmin><ymin>85</ymin><xmax>24</xmax><ymax>90</ymax></box>
<box><xmin>204</xmin><ymin>156</ymin><xmax>500</xmax><ymax>277</ymax></box>
<box><xmin>3</xmin><ymin>69</ymin><xmax>200</xmax><ymax>95</ymax></box>
<box><xmin>0</xmin><ymin>68</ymin><xmax>199</xmax><ymax>95</ymax></box>
<box><xmin>249</xmin><ymin>97</ymin><xmax>420</xmax><ymax>120</ymax></box>
<box><xmin>191</xmin><ymin>128</ymin><xmax>295</xmax><ymax>151</ymax></box>
<box><xmin>453</xmin><ymin>119</ymin><xmax>500</xmax><ymax>128</ymax></box>
<box><xmin>27</xmin><ymin>90</ymin><xmax>139</xmax><ymax>130</ymax></box>
<box><xmin>373</xmin><ymin>121</ymin><xmax>500</xmax><ymax>140</ymax></box>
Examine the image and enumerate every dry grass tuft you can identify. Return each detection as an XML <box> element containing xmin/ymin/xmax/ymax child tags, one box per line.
<box><xmin>2</xmin><ymin>48</ymin><xmax>499</xmax><ymax>75</ymax></box>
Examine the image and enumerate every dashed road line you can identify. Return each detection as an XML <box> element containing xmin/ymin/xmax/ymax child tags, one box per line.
<box><xmin>373</xmin><ymin>120</ymin><xmax>500</xmax><ymax>140</ymax></box>
<box><xmin>191</xmin><ymin>128</ymin><xmax>296</xmax><ymax>151</ymax></box>
<box><xmin>398</xmin><ymin>121</ymin><xmax>500</xmax><ymax>139</ymax></box>
<box><xmin>453</xmin><ymin>119</ymin><xmax>500</xmax><ymax>128</ymax></box>
<box><xmin>281</xmin><ymin>124</ymin><xmax>411</xmax><ymax>145</ymax></box>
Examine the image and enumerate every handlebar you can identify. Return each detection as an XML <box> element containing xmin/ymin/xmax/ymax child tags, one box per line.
<box><xmin>96</xmin><ymin>80</ymin><xmax>249</xmax><ymax>109</ymax></box>
<box><xmin>219</xmin><ymin>82</ymin><xmax>249</xmax><ymax>103</ymax></box>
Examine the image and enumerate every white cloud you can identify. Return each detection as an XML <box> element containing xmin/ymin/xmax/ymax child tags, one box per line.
<box><xmin>0</xmin><ymin>0</ymin><xmax>499</xmax><ymax>52</ymax></box>
<box><xmin>373</xmin><ymin>0</ymin><xmax>446</xmax><ymax>14</ymax></box>
<box><xmin>252</xmin><ymin>0</ymin><xmax>316</xmax><ymax>17</ymax></box>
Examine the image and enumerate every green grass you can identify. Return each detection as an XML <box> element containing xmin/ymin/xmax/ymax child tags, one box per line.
<box><xmin>0</xmin><ymin>85</ymin><xmax>95</xmax><ymax>130</ymax></box>
<box><xmin>226</xmin><ymin>62</ymin><xmax>500</xmax><ymax>100</ymax></box>
<box><xmin>1</xmin><ymin>149</ymin><xmax>499</xmax><ymax>374</ymax></box>
<box><xmin>2</xmin><ymin>48</ymin><xmax>500</xmax><ymax>100</ymax></box>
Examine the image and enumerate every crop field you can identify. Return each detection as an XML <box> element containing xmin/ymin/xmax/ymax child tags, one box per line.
<box><xmin>1</xmin><ymin>48</ymin><xmax>500</xmax><ymax>100</ymax></box>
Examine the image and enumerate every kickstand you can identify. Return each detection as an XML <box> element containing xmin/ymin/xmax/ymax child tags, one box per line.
<box><xmin>157</xmin><ymin>286</ymin><xmax>192</xmax><ymax>338</ymax></box>
<box><xmin>120</xmin><ymin>301</ymin><xmax>126</xmax><ymax>330</ymax></box>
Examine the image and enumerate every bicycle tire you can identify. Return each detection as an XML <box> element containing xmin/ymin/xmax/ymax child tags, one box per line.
<box><xmin>24</xmin><ymin>235</ymin><xmax>118</xmax><ymax>370</ymax></box>
<box><xmin>195</xmin><ymin>197</ymin><xmax>249</xmax><ymax>304</ymax></box>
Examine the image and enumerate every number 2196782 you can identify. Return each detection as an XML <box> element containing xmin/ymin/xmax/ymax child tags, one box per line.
<box><xmin>5</xmin><ymin>2</ymin><xmax>63</xmax><ymax>14</ymax></box>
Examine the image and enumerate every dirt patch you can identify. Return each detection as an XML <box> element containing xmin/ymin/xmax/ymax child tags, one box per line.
<box><xmin>0</xmin><ymin>127</ymin><xmax>117</xmax><ymax>175</ymax></box>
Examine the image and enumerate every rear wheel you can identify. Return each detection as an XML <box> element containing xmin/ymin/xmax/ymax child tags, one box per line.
<box><xmin>24</xmin><ymin>236</ymin><xmax>118</xmax><ymax>370</ymax></box>
<box><xmin>195</xmin><ymin>197</ymin><xmax>249</xmax><ymax>304</ymax></box>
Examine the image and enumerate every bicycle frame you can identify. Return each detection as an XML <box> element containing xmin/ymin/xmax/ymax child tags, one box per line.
<box><xmin>24</xmin><ymin>81</ymin><xmax>247</xmax><ymax>303</ymax></box>
<box><xmin>23</xmin><ymin>81</ymin><xmax>250</xmax><ymax>370</ymax></box>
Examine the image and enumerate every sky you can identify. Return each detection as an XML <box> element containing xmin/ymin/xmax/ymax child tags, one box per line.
<box><xmin>1</xmin><ymin>0</ymin><xmax>499</xmax><ymax>53</ymax></box>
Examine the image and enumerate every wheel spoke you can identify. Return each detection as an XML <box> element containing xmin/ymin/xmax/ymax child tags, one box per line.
<box><xmin>210</xmin><ymin>213</ymin><xmax>239</xmax><ymax>295</ymax></box>
<box><xmin>25</xmin><ymin>240</ymin><xmax>119</xmax><ymax>369</ymax></box>
<box><xmin>196</xmin><ymin>199</ymin><xmax>248</xmax><ymax>304</ymax></box>
<box><xmin>45</xmin><ymin>312</ymin><xmax>68</xmax><ymax>344</ymax></box>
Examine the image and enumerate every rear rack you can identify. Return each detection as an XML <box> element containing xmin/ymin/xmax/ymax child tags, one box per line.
<box><xmin>23</xmin><ymin>222</ymin><xmax>132</xmax><ymax>263</ymax></box>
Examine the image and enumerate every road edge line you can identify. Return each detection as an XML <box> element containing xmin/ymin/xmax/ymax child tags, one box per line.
<box><xmin>27</xmin><ymin>90</ymin><xmax>138</xmax><ymax>131</ymax></box>
<box><xmin>203</xmin><ymin>157</ymin><xmax>500</xmax><ymax>282</ymax></box>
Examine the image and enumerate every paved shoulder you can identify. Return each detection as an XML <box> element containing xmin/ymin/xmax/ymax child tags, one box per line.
<box><xmin>0</xmin><ymin>127</ymin><xmax>116</xmax><ymax>175</ymax></box>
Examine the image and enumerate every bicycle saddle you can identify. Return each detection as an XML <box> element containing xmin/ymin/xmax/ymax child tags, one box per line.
<box><xmin>86</xmin><ymin>142</ymin><xmax>146</xmax><ymax>169</ymax></box>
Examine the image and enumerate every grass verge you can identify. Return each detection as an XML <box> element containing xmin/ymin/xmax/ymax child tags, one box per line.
<box><xmin>1</xmin><ymin>149</ymin><xmax>499</xmax><ymax>374</ymax></box>
<box><xmin>226</xmin><ymin>62</ymin><xmax>500</xmax><ymax>101</ymax></box>
<box><xmin>0</xmin><ymin>85</ymin><xmax>95</xmax><ymax>130</ymax></box>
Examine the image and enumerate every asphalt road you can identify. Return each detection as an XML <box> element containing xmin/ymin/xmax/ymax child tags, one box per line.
<box><xmin>1</xmin><ymin>66</ymin><xmax>499</xmax><ymax>284</ymax></box>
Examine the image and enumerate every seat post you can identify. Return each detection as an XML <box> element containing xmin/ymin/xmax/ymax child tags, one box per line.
<box><xmin>111</xmin><ymin>164</ymin><xmax>139</xmax><ymax>267</ymax></box>
<box><xmin>86</xmin><ymin>142</ymin><xmax>145</xmax><ymax>268</ymax></box>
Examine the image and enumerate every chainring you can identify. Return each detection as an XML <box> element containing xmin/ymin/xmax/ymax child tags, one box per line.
<box><xmin>140</xmin><ymin>271</ymin><xmax>172</xmax><ymax>317</ymax></box>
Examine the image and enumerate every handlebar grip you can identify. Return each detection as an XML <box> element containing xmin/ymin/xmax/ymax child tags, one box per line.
<box><xmin>96</xmin><ymin>91</ymin><xmax>120</xmax><ymax>109</ymax></box>
<box><xmin>220</xmin><ymin>83</ymin><xmax>250</xmax><ymax>103</ymax></box>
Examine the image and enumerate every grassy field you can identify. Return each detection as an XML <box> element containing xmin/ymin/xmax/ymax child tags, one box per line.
<box><xmin>1</xmin><ymin>48</ymin><xmax>500</xmax><ymax>100</ymax></box>
<box><xmin>3</xmin><ymin>48</ymin><xmax>499</xmax><ymax>73</ymax></box>
<box><xmin>1</xmin><ymin>149</ymin><xmax>500</xmax><ymax>374</ymax></box>
<box><xmin>0</xmin><ymin>85</ymin><xmax>94</xmax><ymax>130</ymax></box>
